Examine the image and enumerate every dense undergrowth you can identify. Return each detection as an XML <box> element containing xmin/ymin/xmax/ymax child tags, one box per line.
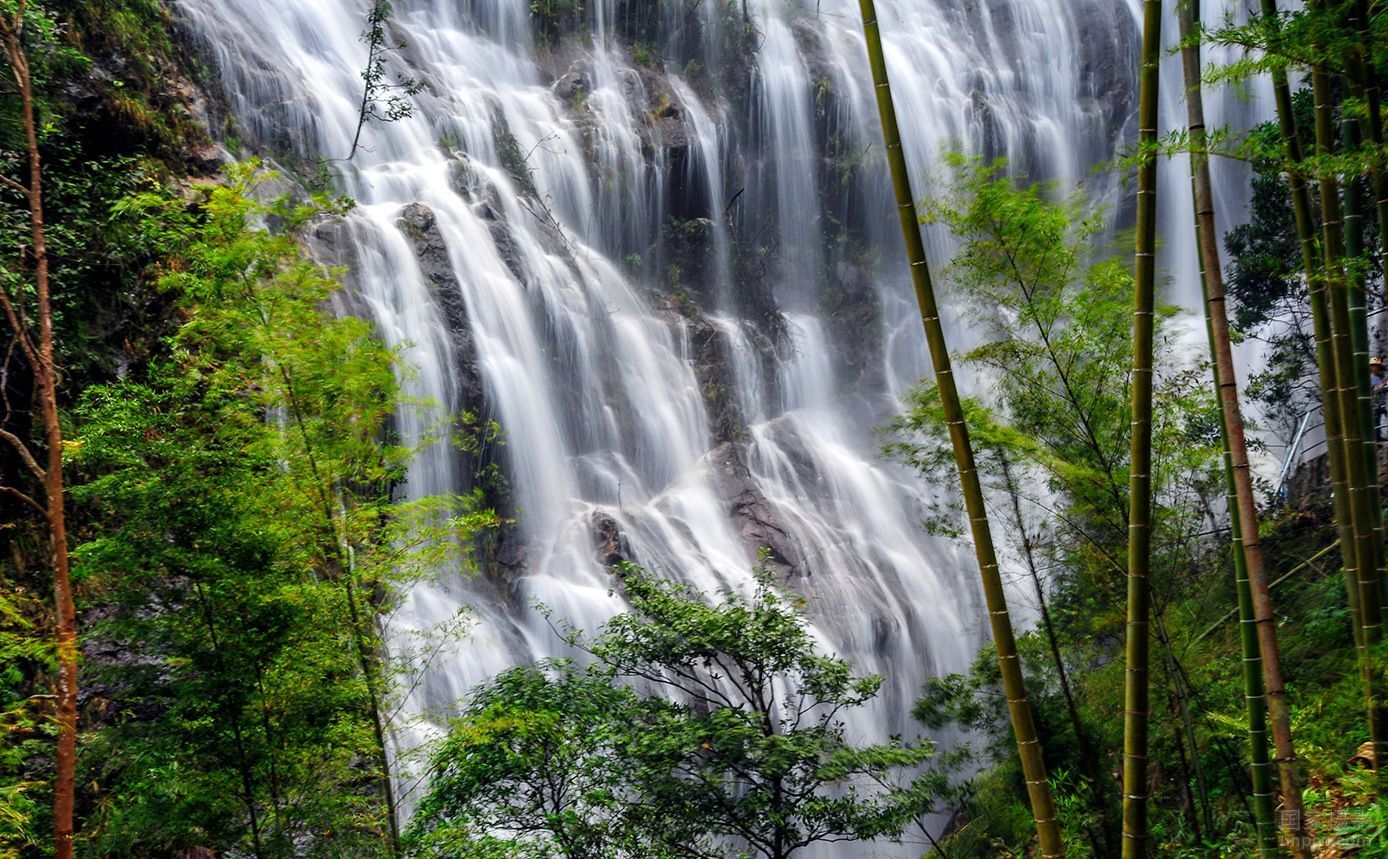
<box><xmin>927</xmin><ymin>504</ymin><xmax>1373</xmax><ymax>856</ymax></box>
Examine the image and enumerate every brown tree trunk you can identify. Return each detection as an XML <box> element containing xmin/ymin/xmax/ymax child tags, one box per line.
<box><xmin>0</xmin><ymin>8</ymin><xmax>77</xmax><ymax>857</ymax></box>
<box><xmin>1179</xmin><ymin>8</ymin><xmax>1278</xmax><ymax>852</ymax></box>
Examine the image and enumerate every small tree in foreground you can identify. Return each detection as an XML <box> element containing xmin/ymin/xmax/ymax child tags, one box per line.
<box><xmin>410</xmin><ymin>564</ymin><xmax>951</xmax><ymax>859</ymax></box>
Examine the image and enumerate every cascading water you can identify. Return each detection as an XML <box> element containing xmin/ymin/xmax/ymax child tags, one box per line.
<box><xmin>176</xmin><ymin>0</ymin><xmax>1264</xmax><ymax>853</ymax></box>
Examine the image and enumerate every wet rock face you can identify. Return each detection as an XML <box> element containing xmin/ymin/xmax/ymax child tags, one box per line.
<box><xmin>1283</xmin><ymin>453</ymin><xmax>1329</xmax><ymax>512</ymax></box>
<box><xmin>644</xmin><ymin>81</ymin><xmax>688</xmax><ymax>151</ymax></box>
<box><xmin>80</xmin><ymin>597</ymin><xmax>177</xmax><ymax>729</ymax></box>
<box><xmin>496</xmin><ymin>526</ymin><xmax>529</xmax><ymax>570</ymax></box>
<box><xmin>662</xmin><ymin>215</ymin><xmax>716</xmax><ymax>298</ymax></box>
<box><xmin>397</xmin><ymin>202</ymin><xmax>486</xmax><ymax>417</ymax></box>
<box><xmin>687</xmin><ymin>310</ymin><xmax>740</xmax><ymax>445</ymax></box>
<box><xmin>1076</xmin><ymin>2</ymin><xmax>1139</xmax><ymax>111</ymax></box>
<box><xmin>450</xmin><ymin>140</ymin><xmax>572</xmax><ymax>281</ymax></box>
<box><xmin>553</xmin><ymin>63</ymin><xmax>591</xmax><ymax>105</ymax></box>
<box><xmin>819</xmin><ymin>256</ymin><xmax>884</xmax><ymax>390</ymax></box>
<box><xmin>708</xmin><ymin>441</ymin><xmax>801</xmax><ymax>578</ymax></box>
<box><xmin>591</xmin><ymin>511</ymin><xmax>629</xmax><ymax>566</ymax></box>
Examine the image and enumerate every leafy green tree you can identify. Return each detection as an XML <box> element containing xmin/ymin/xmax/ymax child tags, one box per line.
<box><xmin>412</xmin><ymin>564</ymin><xmax>948</xmax><ymax>859</ymax></box>
<box><xmin>898</xmin><ymin>157</ymin><xmax>1222</xmax><ymax>624</ymax></box>
<box><xmin>67</xmin><ymin>165</ymin><xmax>493</xmax><ymax>857</ymax></box>
<box><xmin>347</xmin><ymin>1</ymin><xmax>422</xmax><ymax>162</ymax></box>
<box><xmin>889</xmin><ymin>158</ymin><xmax>1224</xmax><ymax>854</ymax></box>
<box><xmin>410</xmin><ymin>660</ymin><xmax>695</xmax><ymax>859</ymax></box>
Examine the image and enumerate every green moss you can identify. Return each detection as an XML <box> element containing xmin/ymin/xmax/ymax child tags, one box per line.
<box><xmin>497</xmin><ymin>129</ymin><xmax>538</xmax><ymax>198</ymax></box>
<box><xmin>58</xmin><ymin>0</ymin><xmax>210</xmax><ymax>159</ymax></box>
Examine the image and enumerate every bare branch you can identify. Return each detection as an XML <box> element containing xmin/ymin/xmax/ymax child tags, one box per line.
<box><xmin>0</xmin><ymin>282</ymin><xmax>38</xmax><ymax>368</ymax></box>
<box><xmin>0</xmin><ymin>425</ymin><xmax>43</xmax><ymax>480</ymax></box>
<box><xmin>0</xmin><ymin>483</ymin><xmax>46</xmax><ymax>518</ymax></box>
<box><xmin>2</xmin><ymin>337</ymin><xmax>16</xmax><ymax>424</ymax></box>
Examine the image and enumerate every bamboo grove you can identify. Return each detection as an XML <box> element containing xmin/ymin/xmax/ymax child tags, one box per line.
<box><xmin>863</xmin><ymin>0</ymin><xmax>1388</xmax><ymax>855</ymax></box>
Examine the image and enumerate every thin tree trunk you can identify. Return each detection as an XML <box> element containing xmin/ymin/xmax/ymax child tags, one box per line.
<box><xmin>997</xmin><ymin>454</ymin><xmax>1088</xmax><ymax>766</ymax></box>
<box><xmin>997</xmin><ymin>453</ymin><xmax>1113</xmax><ymax>857</ymax></box>
<box><xmin>1189</xmin><ymin>169</ymin><xmax>1279</xmax><ymax>858</ymax></box>
<box><xmin>1121</xmin><ymin>2</ymin><xmax>1161</xmax><ymax>854</ymax></box>
<box><xmin>1341</xmin><ymin>87</ymin><xmax>1378</xmax><ymax>477</ymax></box>
<box><xmin>0</xmin><ymin>10</ymin><xmax>77</xmax><ymax>858</ymax></box>
<box><xmin>340</xmin><ymin>548</ymin><xmax>402</xmax><ymax>853</ymax></box>
<box><xmin>192</xmin><ymin>583</ymin><xmax>268</xmax><ymax>858</ymax></box>
<box><xmin>274</xmin><ymin>363</ymin><xmax>402</xmax><ymax>855</ymax></box>
<box><xmin>1177</xmin><ymin>4</ymin><xmax>1286</xmax><ymax>853</ymax></box>
<box><xmin>1156</xmin><ymin>616</ymin><xmax>1207</xmax><ymax>844</ymax></box>
<box><xmin>854</xmin><ymin>3</ymin><xmax>1063</xmax><ymax>855</ymax></box>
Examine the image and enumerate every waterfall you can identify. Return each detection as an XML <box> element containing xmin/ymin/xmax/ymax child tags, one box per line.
<box><xmin>176</xmin><ymin>0</ymin><xmax>1263</xmax><ymax>852</ymax></box>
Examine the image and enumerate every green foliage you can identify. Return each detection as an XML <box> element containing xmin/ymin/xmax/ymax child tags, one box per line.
<box><xmin>410</xmin><ymin>660</ymin><xmax>687</xmax><ymax>859</ymax></box>
<box><xmin>350</xmin><ymin>2</ymin><xmax>423</xmax><ymax>160</ymax></box>
<box><xmin>0</xmin><ymin>3</ymin><xmax>208</xmax><ymax>850</ymax></box>
<box><xmin>882</xmin><ymin>146</ymin><xmax>1382</xmax><ymax>849</ymax></box>
<box><xmin>1219</xmin><ymin>88</ymin><xmax>1382</xmax><ymax>438</ymax></box>
<box><xmin>58</xmin><ymin>0</ymin><xmax>207</xmax><ymax>156</ymax></box>
<box><xmin>893</xmin><ymin>156</ymin><xmax>1221</xmax><ymax>622</ymax></box>
<box><xmin>412</xmin><ymin>564</ymin><xmax>947</xmax><ymax>858</ymax></box>
<box><xmin>889</xmin><ymin>156</ymin><xmax>1228</xmax><ymax>854</ymax></box>
<box><xmin>0</xmin><ymin>587</ymin><xmax>49</xmax><ymax>859</ymax></box>
<box><xmin>0</xmin><ymin>1</ymin><xmax>171</xmax><ymax>386</ymax></box>
<box><xmin>496</xmin><ymin>129</ymin><xmax>538</xmax><ymax>198</ymax></box>
<box><xmin>62</xmin><ymin>165</ymin><xmax>493</xmax><ymax>857</ymax></box>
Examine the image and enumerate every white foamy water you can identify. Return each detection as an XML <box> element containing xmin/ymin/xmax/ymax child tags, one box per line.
<box><xmin>177</xmin><ymin>1</ymin><xmax>1263</xmax><ymax>853</ymax></box>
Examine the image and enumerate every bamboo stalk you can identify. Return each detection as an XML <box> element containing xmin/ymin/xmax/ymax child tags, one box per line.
<box><xmin>854</xmin><ymin>2</ymin><xmax>1063</xmax><ymax>855</ymax></box>
<box><xmin>1258</xmin><ymin>0</ymin><xmax>1366</xmax><ymax>679</ymax></box>
<box><xmin>1348</xmin><ymin>0</ymin><xmax>1388</xmax><ymax>267</ymax></box>
<box><xmin>1120</xmin><ymin>2</ymin><xmax>1161</xmax><ymax>855</ymax></box>
<box><xmin>1340</xmin><ymin>1</ymin><xmax>1388</xmax><ymax>769</ymax></box>
<box><xmin>1177</xmin><ymin>6</ymin><xmax>1277</xmax><ymax>847</ymax></box>
<box><xmin>1252</xmin><ymin>3</ymin><xmax>1336</xmax><ymax>852</ymax></box>
<box><xmin>1307</xmin><ymin>0</ymin><xmax>1387</xmax><ymax>772</ymax></box>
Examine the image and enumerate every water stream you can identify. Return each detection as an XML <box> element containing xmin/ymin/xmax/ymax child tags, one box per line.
<box><xmin>177</xmin><ymin>1</ymin><xmax>1264</xmax><ymax>853</ymax></box>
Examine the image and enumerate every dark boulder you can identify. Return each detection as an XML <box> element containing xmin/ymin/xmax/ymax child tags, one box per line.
<box><xmin>686</xmin><ymin>311</ymin><xmax>739</xmax><ymax>445</ymax></box>
<box><xmin>396</xmin><ymin>202</ymin><xmax>486</xmax><ymax>417</ymax></box>
<box><xmin>591</xmin><ymin>511</ymin><xmax>630</xmax><ymax>567</ymax></box>
<box><xmin>708</xmin><ymin>441</ymin><xmax>800</xmax><ymax>577</ymax></box>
